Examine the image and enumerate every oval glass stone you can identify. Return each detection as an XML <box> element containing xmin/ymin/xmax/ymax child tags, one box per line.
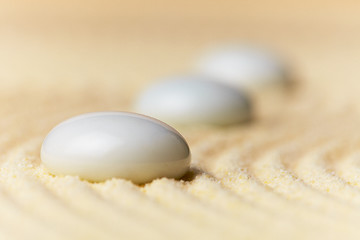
<box><xmin>134</xmin><ymin>76</ymin><xmax>251</xmax><ymax>125</ymax></box>
<box><xmin>195</xmin><ymin>46</ymin><xmax>288</xmax><ymax>90</ymax></box>
<box><xmin>41</xmin><ymin>112</ymin><xmax>191</xmax><ymax>183</ymax></box>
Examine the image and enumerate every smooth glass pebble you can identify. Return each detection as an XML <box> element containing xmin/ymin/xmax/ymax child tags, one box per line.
<box><xmin>134</xmin><ymin>76</ymin><xmax>251</xmax><ymax>125</ymax></box>
<box><xmin>195</xmin><ymin>46</ymin><xmax>288</xmax><ymax>90</ymax></box>
<box><xmin>41</xmin><ymin>112</ymin><xmax>191</xmax><ymax>183</ymax></box>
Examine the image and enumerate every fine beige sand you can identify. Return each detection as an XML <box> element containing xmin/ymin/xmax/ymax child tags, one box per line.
<box><xmin>1</xmin><ymin>1</ymin><xmax>360</xmax><ymax>239</ymax></box>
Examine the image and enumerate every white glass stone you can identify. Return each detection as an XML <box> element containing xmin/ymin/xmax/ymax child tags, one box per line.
<box><xmin>133</xmin><ymin>76</ymin><xmax>251</xmax><ymax>125</ymax></box>
<box><xmin>41</xmin><ymin>112</ymin><xmax>191</xmax><ymax>183</ymax></box>
<box><xmin>195</xmin><ymin>46</ymin><xmax>288</xmax><ymax>90</ymax></box>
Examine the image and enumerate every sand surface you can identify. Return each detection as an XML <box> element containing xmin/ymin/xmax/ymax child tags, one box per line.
<box><xmin>1</xmin><ymin>1</ymin><xmax>360</xmax><ymax>239</ymax></box>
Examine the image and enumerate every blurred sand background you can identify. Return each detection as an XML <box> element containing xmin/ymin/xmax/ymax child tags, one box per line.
<box><xmin>1</xmin><ymin>0</ymin><xmax>360</xmax><ymax>239</ymax></box>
